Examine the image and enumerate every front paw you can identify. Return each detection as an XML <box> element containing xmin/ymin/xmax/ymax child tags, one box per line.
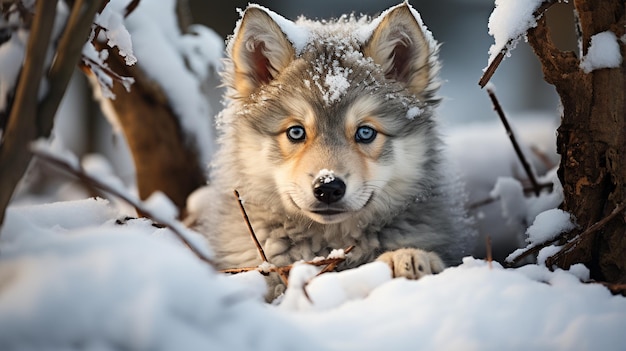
<box><xmin>376</xmin><ymin>248</ymin><xmax>445</xmax><ymax>279</ymax></box>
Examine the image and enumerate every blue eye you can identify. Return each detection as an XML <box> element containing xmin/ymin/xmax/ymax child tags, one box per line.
<box><xmin>355</xmin><ymin>126</ymin><xmax>377</xmax><ymax>143</ymax></box>
<box><xmin>286</xmin><ymin>126</ymin><xmax>306</xmax><ymax>142</ymax></box>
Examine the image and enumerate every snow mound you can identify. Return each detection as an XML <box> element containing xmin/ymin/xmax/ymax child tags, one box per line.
<box><xmin>580</xmin><ymin>30</ymin><xmax>622</xmax><ymax>73</ymax></box>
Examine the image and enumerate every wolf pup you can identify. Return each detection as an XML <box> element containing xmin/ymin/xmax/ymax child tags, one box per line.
<box><xmin>188</xmin><ymin>2</ymin><xmax>470</xmax><ymax>298</ymax></box>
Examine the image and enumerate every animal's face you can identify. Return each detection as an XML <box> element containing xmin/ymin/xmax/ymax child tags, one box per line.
<box><xmin>223</xmin><ymin>3</ymin><xmax>441</xmax><ymax>224</ymax></box>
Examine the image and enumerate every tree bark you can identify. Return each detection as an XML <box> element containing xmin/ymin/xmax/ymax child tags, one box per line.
<box><xmin>528</xmin><ymin>0</ymin><xmax>626</xmax><ymax>283</ymax></box>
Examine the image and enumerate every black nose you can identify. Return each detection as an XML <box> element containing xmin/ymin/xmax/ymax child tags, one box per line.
<box><xmin>313</xmin><ymin>177</ymin><xmax>346</xmax><ymax>204</ymax></box>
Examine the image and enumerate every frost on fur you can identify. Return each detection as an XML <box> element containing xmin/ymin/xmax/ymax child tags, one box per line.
<box><xmin>226</xmin><ymin>2</ymin><xmax>440</xmax><ymax>101</ymax></box>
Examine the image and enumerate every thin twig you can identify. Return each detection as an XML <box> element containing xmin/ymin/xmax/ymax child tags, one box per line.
<box><xmin>530</xmin><ymin>145</ymin><xmax>557</xmax><ymax>170</ymax></box>
<box><xmin>487</xmin><ymin>88</ymin><xmax>542</xmax><ymax>196</ymax></box>
<box><xmin>479</xmin><ymin>49</ymin><xmax>506</xmax><ymax>88</ymax></box>
<box><xmin>510</xmin><ymin>202</ymin><xmax>626</xmax><ymax>265</ymax></box>
<box><xmin>32</xmin><ymin>147</ymin><xmax>215</xmax><ymax>267</ymax></box>
<box><xmin>317</xmin><ymin>245</ymin><xmax>355</xmax><ymax>275</ymax></box>
<box><xmin>220</xmin><ymin>246</ymin><xmax>355</xmax><ymax>276</ymax></box>
<box><xmin>124</xmin><ymin>0</ymin><xmax>140</xmax><ymax>17</ymax></box>
<box><xmin>558</xmin><ymin>202</ymin><xmax>626</xmax><ymax>255</ymax></box>
<box><xmin>233</xmin><ymin>189</ymin><xmax>268</xmax><ymax>263</ymax></box>
<box><xmin>508</xmin><ymin>243</ymin><xmax>546</xmax><ymax>265</ymax></box>
<box><xmin>80</xmin><ymin>55</ymin><xmax>135</xmax><ymax>89</ymax></box>
<box><xmin>468</xmin><ymin>183</ymin><xmax>553</xmax><ymax>210</ymax></box>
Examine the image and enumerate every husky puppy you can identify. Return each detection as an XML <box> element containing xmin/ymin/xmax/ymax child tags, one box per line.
<box><xmin>188</xmin><ymin>2</ymin><xmax>470</xmax><ymax>297</ymax></box>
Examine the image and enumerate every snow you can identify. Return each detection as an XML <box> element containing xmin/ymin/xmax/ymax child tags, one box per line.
<box><xmin>3</xmin><ymin>120</ymin><xmax>626</xmax><ymax>350</ymax></box>
<box><xmin>314</xmin><ymin>169</ymin><xmax>335</xmax><ymax>184</ymax></box>
<box><xmin>356</xmin><ymin>2</ymin><xmax>438</xmax><ymax>56</ymax></box>
<box><xmin>327</xmin><ymin>248</ymin><xmax>346</xmax><ymax>259</ymax></box>
<box><xmin>143</xmin><ymin>191</ymin><xmax>179</xmax><ymax>222</ymax></box>
<box><xmin>490</xmin><ymin>176</ymin><xmax>526</xmax><ymax>226</ymax></box>
<box><xmin>243</xmin><ymin>4</ymin><xmax>310</xmax><ymax>55</ymax></box>
<box><xmin>507</xmin><ymin>208</ymin><xmax>577</xmax><ymax>264</ymax></box>
<box><xmin>2</xmin><ymin>201</ymin><xmax>626</xmax><ymax>351</ymax></box>
<box><xmin>94</xmin><ymin>2</ymin><xmax>137</xmax><ymax>66</ymax></box>
<box><xmin>83</xmin><ymin>1</ymin><xmax>136</xmax><ymax>100</ymax></box>
<box><xmin>580</xmin><ymin>30</ymin><xmax>622</xmax><ymax>73</ymax></box>
<box><xmin>486</xmin><ymin>0</ymin><xmax>545</xmax><ymax>66</ymax></box>
<box><xmin>92</xmin><ymin>0</ymin><xmax>222</xmax><ymax>164</ymax></box>
<box><xmin>406</xmin><ymin>106</ymin><xmax>423</xmax><ymax>119</ymax></box>
<box><xmin>323</xmin><ymin>65</ymin><xmax>351</xmax><ymax>105</ymax></box>
<box><xmin>527</xmin><ymin>208</ymin><xmax>576</xmax><ymax>245</ymax></box>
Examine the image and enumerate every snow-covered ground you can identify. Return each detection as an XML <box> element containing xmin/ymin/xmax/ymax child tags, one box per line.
<box><xmin>1</xmin><ymin>196</ymin><xmax>625</xmax><ymax>350</ymax></box>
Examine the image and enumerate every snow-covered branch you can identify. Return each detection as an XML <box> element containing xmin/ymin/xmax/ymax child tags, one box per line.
<box><xmin>31</xmin><ymin>142</ymin><xmax>215</xmax><ymax>266</ymax></box>
<box><xmin>479</xmin><ymin>0</ymin><xmax>556</xmax><ymax>87</ymax></box>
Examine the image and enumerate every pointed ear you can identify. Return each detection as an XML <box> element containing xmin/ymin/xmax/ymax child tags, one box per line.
<box><xmin>363</xmin><ymin>4</ymin><xmax>436</xmax><ymax>98</ymax></box>
<box><xmin>230</xmin><ymin>7</ymin><xmax>295</xmax><ymax>97</ymax></box>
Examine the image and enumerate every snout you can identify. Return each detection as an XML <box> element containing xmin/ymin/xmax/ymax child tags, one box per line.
<box><xmin>313</xmin><ymin>176</ymin><xmax>346</xmax><ymax>204</ymax></box>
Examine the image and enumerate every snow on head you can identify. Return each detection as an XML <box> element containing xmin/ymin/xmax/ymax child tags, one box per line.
<box><xmin>486</xmin><ymin>0</ymin><xmax>545</xmax><ymax>66</ymax></box>
<box><xmin>356</xmin><ymin>2</ymin><xmax>438</xmax><ymax>55</ymax></box>
<box><xmin>322</xmin><ymin>63</ymin><xmax>351</xmax><ymax>105</ymax></box>
<box><xmin>406</xmin><ymin>106</ymin><xmax>423</xmax><ymax>120</ymax></box>
<box><xmin>233</xmin><ymin>4</ymin><xmax>310</xmax><ymax>55</ymax></box>
<box><xmin>580</xmin><ymin>30</ymin><xmax>622</xmax><ymax>73</ymax></box>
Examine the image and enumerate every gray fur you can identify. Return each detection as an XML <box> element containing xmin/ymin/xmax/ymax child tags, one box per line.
<box><xmin>188</xmin><ymin>3</ymin><xmax>472</xmax><ymax>298</ymax></box>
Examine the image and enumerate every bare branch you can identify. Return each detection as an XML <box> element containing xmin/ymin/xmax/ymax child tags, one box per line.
<box><xmin>510</xmin><ymin>202</ymin><xmax>626</xmax><ymax>266</ymax></box>
<box><xmin>220</xmin><ymin>246</ymin><xmax>355</xmax><ymax>277</ymax></box>
<box><xmin>32</xmin><ymin>146</ymin><xmax>216</xmax><ymax>267</ymax></box>
<box><xmin>478</xmin><ymin>50</ymin><xmax>505</xmax><ymax>88</ymax></box>
<box><xmin>317</xmin><ymin>245</ymin><xmax>355</xmax><ymax>275</ymax></box>
<box><xmin>478</xmin><ymin>0</ymin><xmax>558</xmax><ymax>88</ymax></box>
<box><xmin>38</xmin><ymin>0</ymin><xmax>105</xmax><ymax>135</ymax></box>
<box><xmin>487</xmin><ymin>88</ymin><xmax>542</xmax><ymax>196</ymax></box>
<box><xmin>550</xmin><ymin>202</ymin><xmax>626</xmax><ymax>261</ymax></box>
<box><xmin>124</xmin><ymin>0</ymin><xmax>140</xmax><ymax>17</ymax></box>
<box><xmin>0</xmin><ymin>0</ymin><xmax>58</xmax><ymax>225</ymax></box>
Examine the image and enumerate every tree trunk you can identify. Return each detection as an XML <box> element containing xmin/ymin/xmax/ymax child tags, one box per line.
<box><xmin>528</xmin><ymin>0</ymin><xmax>626</xmax><ymax>284</ymax></box>
<box><xmin>0</xmin><ymin>0</ymin><xmax>104</xmax><ymax>225</ymax></box>
<box><xmin>97</xmin><ymin>51</ymin><xmax>207</xmax><ymax>215</ymax></box>
<box><xmin>89</xmin><ymin>0</ymin><xmax>208</xmax><ymax>215</ymax></box>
